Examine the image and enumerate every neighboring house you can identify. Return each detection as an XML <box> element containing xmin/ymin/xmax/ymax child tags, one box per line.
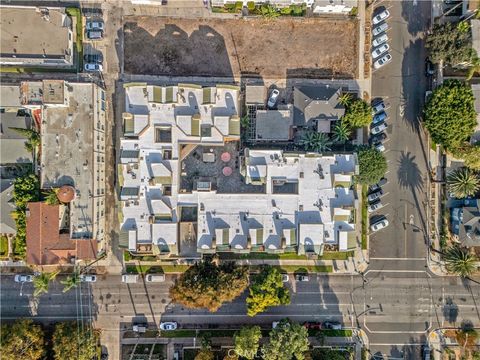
<box><xmin>255</xmin><ymin>109</ymin><xmax>293</xmax><ymax>141</ymax></box>
<box><xmin>26</xmin><ymin>202</ymin><xmax>97</xmax><ymax>265</ymax></box>
<box><xmin>0</xmin><ymin>5</ymin><xmax>74</xmax><ymax>68</ymax></box>
<box><xmin>119</xmin><ymin>83</ymin><xmax>359</xmax><ymax>257</ymax></box>
<box><xmin>293</xmin><ymin>85</ymin><xmax>346</xmax><ymax>133</ymax></box>
<box><xmin>0</xmin><ymin>179</ymin><xmax>16</xmax><ymax>235</ymax></box>
<box><xmin>451</xmin><ymin>198</ymin><xmax>480</xmax><ymax>248</ymax></box>
<box><xmin>312</xmin><ymin>0</ymin><xmax>356</xmax><ymax>14</ymax></box>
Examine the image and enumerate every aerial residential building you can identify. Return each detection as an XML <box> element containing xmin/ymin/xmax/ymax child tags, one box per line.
<box><xmin>17</xmin><ymin>80</ymin><xmax>107</xmax><ymax>265</ymax></box>
<box><xmin>0</xmin><ymin>5</ymin><xmax>74</xmax><ymax>68</ymax></box>
<box><xmin>119</xmin><ymin>83</ymin><xmax>359</xmax><ymax>258</ymax></box>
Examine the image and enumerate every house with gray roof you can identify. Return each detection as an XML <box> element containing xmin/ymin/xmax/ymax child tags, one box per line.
<box><xmin>0</xmin><ymin>179</ymin><xmax>16</xmax><ymax>235</ymax></box>
<box><xmin>451</xmin><ymin>199</ymin><xmax>480</xmax><ymax>248</ymax></box>
<box><xmin>293</xmin><ymin>85</ymin><xmax>346</xmax><ymax>133</ymax></box>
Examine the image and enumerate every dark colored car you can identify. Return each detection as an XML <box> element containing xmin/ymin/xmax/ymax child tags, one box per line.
<box><xmin>303</xmin><ymin>322</ymin><xmax>322</xmax><ymax>330</ymax></box>
<box><xmin>323</xmin><ymin>321</ymin><xmax>342</xmax><ymax>330</ymax></box>
<box><xmin>369</xmin><ymin>132</ymin><xmax>387</xmax><ymax>145</ymax></box>
<box><xmin>84</xmin><ymin>54</ymin><xmax>103</xmax><ymax>64</ymax></box>
<box><xmin>369</xmin><ymin>178</ymin><xmax>388</xmax><ymax>193</ymax></box>
<box><xmin>425</xmin><ymin>57</ymin><xmax>435</xmax><ymax>76</ymax></box>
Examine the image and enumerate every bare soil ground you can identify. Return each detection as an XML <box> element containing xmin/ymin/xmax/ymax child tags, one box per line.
<box><xmin>123</xmin><ymin>17</ymin><xmax>358</xmax><ymax>78</ymax></box>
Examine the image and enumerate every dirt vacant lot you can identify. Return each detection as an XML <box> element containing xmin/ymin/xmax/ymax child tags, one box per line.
<box><xmin>124</xmin><ymin>17</ymin><xmax>358</xmax><ymax>78</ymax></box>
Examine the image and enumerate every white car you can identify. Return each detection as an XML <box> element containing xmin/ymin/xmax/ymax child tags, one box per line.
<box><xmin>374</xmin><ymin>142</ymin><xmax>386</xmax><ymax>152</ymax></box>
<box><xmin>267</xmin><ymin>89</ymin><xmax>280</xmax><ymax>109</ymax></box>
<box><xmin>372</xmin><ymin>101</ymin><xmax>386</xmax><ymax>115</ymax></box>
<box><xmin>146</xmin><ymin>274</ymin><xmax>165</xmax><ymax>282</ymax></box>
<box><xmin>373</xmin><ymin>9</ymin><xmax>390</xmax><ymax>25</ymax></box>
<box><xmin>372</xmin><ymin>34</ymin><xmax>388</xmax><ymax>48</ymax></box>
<box><xmin>372</xmin><ymin>44</ymin><xmax>390</xmax><ymax>60</ymax></box>
<box><xmin>373</xmin><ymin>53</ymin><xmax>392</xmax><ymax>70</ymax></box>
<box><xmin>372</xmin><ymin>22</ymin><xmax>389</xmax><ymax>37</ymax></box>
<box><xmin>84</xmin><ymin>63</ymin><xmax>103</xmax><ymax>72</ymax></box>
<box><xmin>370</xmin><ymin>122</ymin><xmax>387</xmax><ymax>135</ymax></box>
<box><xmin>86</xmin><ymin>21</ymin><xmax>104</xmax><ymax>31</ymax></box>
<box><xmin>281</xmin><ymin>274</ymin><xmax>289</xmax><ymax>283</ymax></box>
<box><xmin>80</xmin><ymin>274</ymin><xmax>97</xmax><ymax>282</ymax></box>
<box><xmin>15</xmin><ymin>274</ymin><xmax>33</xmax><ymax>283</ymax></box>
<box><xmin>370</xmin><ymin>218</ymin><xmax>389</xmax><ymax>232</ymax></box>
<box><xmin>159</xmin><ymin>322</ymin><xmax>178</xmax><ymax>331</ymax></box>
<box><xmin>368</xmin><ymin>200</ymin><xmax>384</xmax><ymax>213</ymax></box>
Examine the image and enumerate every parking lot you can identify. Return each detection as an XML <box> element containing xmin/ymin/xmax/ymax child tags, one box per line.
<box><xmin>123</xmin><ymin>17</ymin><xmax>358</xmax><ymax>78</ymax></box>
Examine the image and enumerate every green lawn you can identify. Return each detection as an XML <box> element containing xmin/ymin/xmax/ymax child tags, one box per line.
<box><xmin>0</xmin><ymin>236</ymin><xmax>8</xmax><ymax>257</ymax></box>
<box><xmin>361</xmin><ymin>185</ymin><xmax>368</xmax><ymax>250</ymax></box>
<box><xmin>320</xmin><ymin>251</ymin><xmax>354</xmax><ymax>260</ymax></box>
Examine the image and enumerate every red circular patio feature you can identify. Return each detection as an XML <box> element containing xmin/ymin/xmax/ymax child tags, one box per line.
<box><xmin>222</xmin><ymin>166</ymin><xmax>233</xmax><ymax>176</ymax></box>
<box><xmin>221</xmin><ymin>152</ymin><xmax>231</xmax><ymax>162</ymax></box>
<box><xmin>57</xmin><ymin>185</ymin><xmax>75</xmax><ymax>203</ymax></box>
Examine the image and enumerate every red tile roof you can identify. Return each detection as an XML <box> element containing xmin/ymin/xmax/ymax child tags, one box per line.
<box><xmin>26</xmin><ymin>202</ymin><xmax>96</xmax><ymax>265</ymax></box>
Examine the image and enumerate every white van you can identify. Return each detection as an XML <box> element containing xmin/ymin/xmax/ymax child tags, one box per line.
<box><xmin>146</xmin><ymin>274</ymin><xmax>165</xmax><ymax>282</ymax></box>
<box><xmin>122</xmin><ymin>274</ymin><xmax>138</xmax><ymax>283</ymax></box>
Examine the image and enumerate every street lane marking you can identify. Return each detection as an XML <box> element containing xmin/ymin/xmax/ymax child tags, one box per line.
<box><xmin>370</xmin><ymin>257</ymin><xmax>425</xmax><ymax>260</ymax></box>
<box><xmin>365</xmin><ymin>270</ymin><xmax>430</xmax><ymax>277</ymax></box>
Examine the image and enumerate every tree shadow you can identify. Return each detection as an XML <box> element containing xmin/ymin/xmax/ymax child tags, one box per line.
<box><xmin>397</xmin><ymin>151</ymin><xmax>424</xmax><ymax>191</ymax></box>
<box><xmin>443</xmin><ymin>296</ymin><xmax>459</xmax><ymax>324</ymax></box>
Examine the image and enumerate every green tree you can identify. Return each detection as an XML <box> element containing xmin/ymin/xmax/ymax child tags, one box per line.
<box><xmin>262</xmin><ymin>320</ymin><xmax>310</xmax><ymax>360</ymax></box>
<box><xmin>300</xmin><ymin>131</ymin><xmax>332</xmax><ymax>153</ymax></box>
<box><xmin>43</xmin><ymin>188</ymin><xmax>60</xmax><ymax>205</ymax></box>
<box><xmin>444</xmin><ymin>245</ymin><xmax>477</xmax><ymax>278</ymax></box>
<box><xmin>466</xmin><ymin>54</ymin><xmax>480</xmax><ymax>80</ymax></box>
<box><xmin>234</xmin><ymin>326</ymin><xmax>262</xmax><ymax>359</ymax></box>
<box><xmin>0</xmin><ymin>319</ymin><xmax>45</xmax><ymax>360</ymax></box>
<box><xmin>61</xmin><ymin>272</ymin><xmax>80</xmax><ymax>292</ymax></box>
<box><xmin>195</xmin><ymin>349</ymin><xmax>214</xmax><ymax>360</ymax></box>
<box><xmin>447</xmin><ymin>167</ymin><xmax>480</xmax><ymax>198</ymax></box>
<box><xmin>33</xmin><ymin>271</ymin><xmax>58</xmax><ymax>297</ymax></box>
<box><xmin>333</xmin><ymin>121</ymin><xmax>351</xmax><ymax>144</ymax></box>
<box><xmin>424</xmin><ymin>80</ymin><xmax>477</xmax><ymax>151</ymax></box>
<box><xmin>9</xmin><ymin>127</ymin><xmax>40</xmax><ymax>155</ymax></box>
<box><xmin>260</xmin><ymin>4</ymin><xmax>280</xmax><ymax>19</ymax></box>
<box><xmin>426</xmin><ymin>22</ymin><xmax>474</xmax><ymax>66</ymax></box>
<box><xmin>247</xmin><ymin>266</ymin><xmax>290</xmax><ymax>316</ymax></box>
<box><xmin>338</xmin><ymin>92</ymin><xmax>352</xmax><ymax>106</ymax></box>
<box><xmin>356</xmin><ymin>146</ymin><xmax>387</xmax><ymax>185</ymax></box>
<box><xmin>13</xmin><ymin>174</ymin><xmax>39</xmax><ymax>207</ymax></box>
<box><xmin>169</xmin><ymin>257</ymin><xmax>249</xmax><ymax>312</ymax></box>
<box><xmin>341</xmin><ymin>99</ymin><xmax>371</xmax><ymax>129</ymax></box>
<box><xmin>52</xmin><ymin>322</ymin><xmax>99</xmax><ymax>360</ymax></box>
<box><xmin>451</xmin><ymin>144</ymin><xmax>480</xmax><ymax>170</ymax></box>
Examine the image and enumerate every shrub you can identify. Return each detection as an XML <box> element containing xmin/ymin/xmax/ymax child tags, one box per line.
<box><xmin>235</xmin><ymin>1</ymin><xmax>243</xmax><ymax>10</ymax></box>
<box><xmin>280</xmin><ymin>6</ymin><xmax>292</xmax><ymax>15</ymax></box>
<box><xmin>291</xmin><ymin>5</ymin><xmax>304</xmax><ymax>16</ymax></box>
<box><xmin>247</xmin><ymin>1</ymin><xmax>255</xmax><ymax>10</ymax></box>
<box><xmin>349</xmin><ymin>7</ymin><xmax>358</xmax><ymax>16</ymax></box>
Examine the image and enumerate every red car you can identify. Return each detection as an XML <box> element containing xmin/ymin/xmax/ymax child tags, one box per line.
<box><xmin>303</xmin><ymin>322</ymin><xmax>322</xmax><ymax>330</ymax></box>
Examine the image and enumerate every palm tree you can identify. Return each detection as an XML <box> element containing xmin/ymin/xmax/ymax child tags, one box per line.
<box><xmin>300</xmin><ymin>131</ymin><xmax>332</xmax><ymax>153</ymax></box>
<box><xmin>33</xmin><ymin>271</ymin><xmax>58</xmax><ymax>297</ymax></box>
<box><xmin>447</xmin><ymin>167</ymin><xmax>480</xmax><ymax>198</ymax></box>
<box><xmin>43</xmin><ymin>189</ymin><xmax>60</xmax><ymax>205</ymax></box>
<box><xmin>444</xmin><ymin>245</ymin><xmax>477</xmax><ymax>277</ymax></box>
<box><xmin>466</xmin><ymin>55</ymin><xmax>480</xmax><ymax>80</ymax></box>
<box><xmin>61</xmin><ymin>272</ymin><xmax>80</xmax><ymax>293</ymax></box>
<box><xmin>333</xmin><ymin>121</ymin><xmax>351</xmax><ymax>145</ymax></box>
<box><xmin>338</xmin><ymin>93</ymin><xmax>352</xmax><ymax>106</ymax></box>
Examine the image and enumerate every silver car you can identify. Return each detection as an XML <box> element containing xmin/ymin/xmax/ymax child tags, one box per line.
<box><xmin>372</xmin><ymin>22</ymin><xmax>389</xmax><ymax>37</ymax></box>
<box><xmin>370</xmin><ymin>218</ymin><xmax>389</xmax><ymax>232</ymax></box>
<box><xmin>374</xmin><ymin>53</ymin><xmax>393</xmax><ymax>69</ymax></box>
<box><xmin>373</xmin><ymin>9</ymin><xmax>390</xmax><ymax>25</ymax></box>
<box><xmin>372</xmin><ymin>44</ymin><xmax>390</xmax><ymax>59</ymax></box>
<box><xmin>370</xmin><ymin>122</ymin><xmax>387</xmax><ymax>135</ymax></box>
<box><xmin>368</xmin><ymin>200</ymin><xmax>384</xmax><ymax>213</ymax></box>
<box><xmin>267</xmin><ymin>89</ymin><xmax>280</xmax><ymax>109</ymax></box>
<box><xmin>372</xmin><ymin>34</ymin><xmax>388</xmax><ymax>48</ymax></box>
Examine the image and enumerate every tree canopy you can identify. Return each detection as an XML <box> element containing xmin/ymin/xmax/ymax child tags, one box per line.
<box><xmin>447</xmin><ymin>167</ymin><xmax>480</xmax><ymax>199</ymax></box>
<box><xmin>0</xmin><ymin>319</ymin><xmax>45</xmax><ymax>360</ymax></box>
<box><xmin>52</xmin><ymin>322</ymin><xmax>99</xmax><ymax>360</ymax></box>
<box><xmin>451</xmin><ymin>144</ymin><xmax>480</xmax><ymax>170</ymax></box>
<box><xmin>356</xmin><ymin>146</ymin><xmax>387</xmax><ymax>185</ymax></box>
<box><xmin>13</xmin><ymin>174</ymin><xmax>39</xmax><ymax>207</ymax></box>
<box><xmin>444</xmin><ymin>245</ymin><xmax>477</xmax><ymax>277</ymax></box>
<box><xmin>426</xmin><ymin>22</ymin><xmax>474</xmax><ymax>66</ymax></box>
<box><xmin>234</xmin><ymin>326</ymin><xmax>262</xmax><ymax>360</ymax></box>
<box><xmin>169</xmin><ymin>257</ymin><xmax>249</xmax><ymax>312</ymax></box>
<box><xmin>262</xmin><ymin>320</ymin><xmax>310</xmax><ymax>360</ymax></box>
<box><xmin>424</xmin><ymin>80</ymin><xmax>477</xmax><ymax>152</ymax></box>
<box><xmin>341</xmin><ymin>99</ymin><xmax>372</xmax><ymax>129</ymax></box>
<box><xmin>246</xmin><ymin>266</ymin><xmax>290</xmax><ymax>316</ymax></box>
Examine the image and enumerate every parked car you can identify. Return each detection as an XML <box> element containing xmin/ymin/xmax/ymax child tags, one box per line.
<box><xmin>267</xmin><ymin>89</ymin><xmax>280</xmax><ymax>109</ymax></box>
<box><xmin>370</xmin><ymin>122</ymin><xmax>387</xmax><ymax>135</ymax></box>
<box><xmin>370</xmin><ymin>218</ymin><xmax>389</xmax><ymax>232</ymax></box>
<box><xmin>146</xmin><ymin>274</ymin><xmax>165</xmax><ymax>282</ymax></box>
<box><xmin>425</xmin><ymin>57</ymin><xmax>435</xmax><ymax>76</ymax></box>
<box><xmin>84</xmin><ymin>63</ymin><xmax>103</xmax><ymax>72</ymax></box>
<box><xmin>84</xmin><ymin>53</ymin><xmax>103</xmax><ymax>64</ymax></box>
<box><xmin>368</xmin><ymin>200</ymin><xmax>384</xmax><ymax>213</ymax></box>
<box><xmin>303</xmin><ymin>322</ymin><xmax>322</xmax><ymax>330</ymax></box>
<box><xmin>323</xmin><ymin>321</ymin><xmax>342</xmax><ymax>330</ymax></box>
<box><xmin>122</xmin><ymin>274</ymin><xmax>138</xmax><ymax>283</ymax></box>
<box><xmin>86</xmin><ymin>30</ymin><xmax>103</xmax><ymax>40</ymax></box>
<box><xmin>295</xmin><ymin>274</ymin><xmax>309</xmax><ymax>282</ymax></box>
<box><xmin>369</xmin><ymin>132</ymin><xmax>387</xmax><ymax>145</ymax></box>
<box><xmin>372</xmin><ymin>101</ymin><xmax>386</xmax><ymax>115</ymax></box>
<box><xmin>133</xmin><ymin>323</ymin><xmax>147</xmax><ymax>333</ymax></box>
<box><xmin>425</xmin><ymin>90</ymin><xmax>433</xmax><ymax>104</ymax></box>
<box><xmin>281</xmin><ymin>274</ymin><xmax>289</xmax><ymax>283</ymax></box>
<box><xmin>14</xmin><ymin>274</ymin><xmax>33</xmax><ymax>283</ymax></box>
<box><xmin>367</xmin><ymin>189</ymin><xmax>384</xmax><ymax>203</ymax></box>
<box><xmin>372</xmin><ymin>111</ymin><xmax>387</xmax><ymax>125</ymax></box>
<box><xmin>369</xmin><ymin>178</ymin><xmax>387</xmax><ymax>193</ymax></box>
<box><xmin>372</xmin><ymin>34</ymin><xmax>388</xmax><ymax>47</ymax></box>
<box><xmin>423</xmin><ymin>345</ymin><xmax>431</xmax><ymax>360</ymax></box>
<box><xmin>372</xmin><ymin>44</ymin><xmax>390</xmax><ymax>60</ymax></box>
<box><xmin>374</xmin><ymin>142</ymin><xmax>386</xmax><ymax>152</ymax></box>
<box><xmin>374</xmin><ymin>53</ymin><xmax>393</xmax><ymax>69</ymax></box>
<box><xmin>86</xmin><ymin>21</ymin><xmax>104</xmax><ymax>31</ymax></box>
<box><xmin>372</xmin><ymin>22</ymin><xmax>389</xmax><ymax>37</ymax></box>
<box><xmin>373</xmin><ymin>9</ymin><xmax>390</xmax><ymax>24</ymax></box>
<box><xmin>159</xmin><ymin>322</ymin><xmax>177</xmax><ymax>331</ymax></box>
<box><xmin>80</xmin><ymin>274</ymin><xmax>97</xmax><ymax>282</ymax></box>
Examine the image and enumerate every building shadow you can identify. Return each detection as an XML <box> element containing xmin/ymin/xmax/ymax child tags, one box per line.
<box><xmin>400</xmin><ymin>0</ymin><xmax>432</xmax><ymax>36</ymax></box>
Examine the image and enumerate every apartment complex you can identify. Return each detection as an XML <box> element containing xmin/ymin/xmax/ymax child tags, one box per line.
<box><xmin>119</xmin><ymin>83</ymin><xmax>359</xmax><ymax>258</ymax></box>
